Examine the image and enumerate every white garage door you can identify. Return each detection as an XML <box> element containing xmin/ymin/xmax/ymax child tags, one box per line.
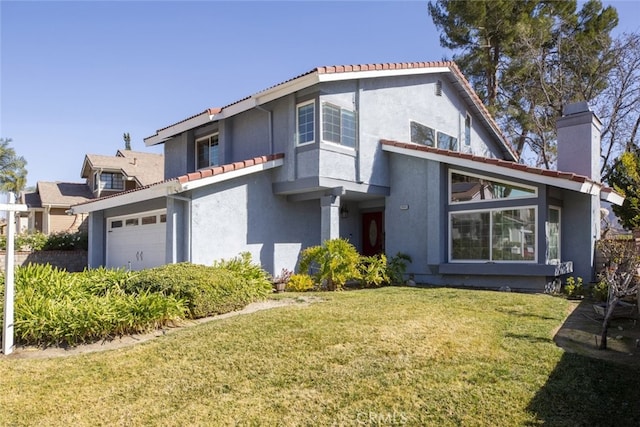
<box><xmin>106</xmin><ymin>210</ymin><xmax>167</xmax><ymax>271</ymax></box>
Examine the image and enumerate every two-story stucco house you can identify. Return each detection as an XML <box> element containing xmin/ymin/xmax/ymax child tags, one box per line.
<box><xmin>71</xmin><ymin>62</ymin><xmax>622</xmax><ymax>290</ymax></box>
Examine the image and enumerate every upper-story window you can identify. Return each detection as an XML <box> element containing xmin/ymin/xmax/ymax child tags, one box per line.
<box><xmin>297</xmin><ymin>100</ymin><xmax>315</xmax><ymax>145</ymax></box>
<box><xmin>322</xmin><ymin>103</ymin><xmax>356</xmax><ymax>148</ymax></box>
<box><xmin>410</xmin><ymin>121</ymin><xmax>457</xmax><ymax>150</ymax></box>
<box><xmin>196</xmin><ymin>133</ymin><xmax>219</xmax><ymax>170</ymax></box>
<box><xmin>438</xmin><ymin>132</ymin><xmax>458</xmax><ymax>151</ymax></box>
<box><xmin>450</xmin><ymin>170</ymin><xmax>537</xmax><ymax>204</ymax></box>
<box><xmin>411</xmin><ymin>121</ymin><xmax>435</xmax><ymax>146</ymax></box>
<box><xmin>96</xmin><ymin>172</ymin><xmax>124</xmax><ymax>191</ymax></box>
<box><xmin>465</xmin><ymin>114</ymin><xmax>472</xmax><ymax>146</ymax></box>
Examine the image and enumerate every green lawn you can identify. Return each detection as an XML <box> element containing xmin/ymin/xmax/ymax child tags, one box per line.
<box><xmin>1</xmin><ymin>287</ymin><xmax>639</xmax><ymax>426</ymax></box>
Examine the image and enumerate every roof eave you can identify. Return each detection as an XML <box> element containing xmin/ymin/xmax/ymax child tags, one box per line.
<box><xmin>381</xmin><ymin>143</ymin><xmax>596</xmax><ymax>195</ymax></box>
<box><xmin>69</xmin><ymin>180</ymin><xmax>180</xmax><ymax>214</ymax></box>
<box><xmin>178</xmin><ymin>157</ymin><xmax>284</xmax><ymax>192</ymax></box>
<box><xmin>144</xmin><ymin>111</ymin><xmax>218</xmax><ymax>147</ymax></box>
<box><xmin>601</xmin><ymin>189</ymin><xmax>625</xmax><ymax>206</ymax></box>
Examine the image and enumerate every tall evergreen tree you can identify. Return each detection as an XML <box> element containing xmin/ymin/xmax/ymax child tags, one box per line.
<box><xmin>428</xmin><ymin>0</ymin><xmax>618</xmax><ymax>168</ymax></box>
<box><xmin>123</xmin><ymin>132</ymin><xmax>131</xmax><ymax>150</ymax></box>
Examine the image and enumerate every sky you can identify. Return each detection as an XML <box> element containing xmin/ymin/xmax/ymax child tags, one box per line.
<box><xmin>1</xmin><ymin>0</ymin><xmax>639</xmax><ymax>190</ymax></box>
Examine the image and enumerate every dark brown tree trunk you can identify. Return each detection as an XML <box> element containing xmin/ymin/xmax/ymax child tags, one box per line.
<box><xmin>599</xmin><ymin>296</ymin><xmax>619</xmax><ymax>350</ymax></box>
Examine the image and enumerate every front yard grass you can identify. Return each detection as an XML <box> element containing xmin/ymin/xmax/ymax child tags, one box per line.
<box><xmin>1</xmin><ymin>287</ymin><xmax>639</xmax><ymax>426</ymax></box>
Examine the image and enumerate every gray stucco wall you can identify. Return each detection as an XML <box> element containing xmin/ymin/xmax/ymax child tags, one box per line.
<box><xmin>560</xmin><ymin>190</ymin><xmax>599</xmax><ymax>282</ymax></box>
<box><xmin>385</xmin><ymin>154</ymin><xmax>444</xmax><ymax>279</ymax></box>
<box><xmin>87</xmin><ymin>210</ymin><xmax>104</xmax><ymax>269</ymax></box>
<box><xmin>188</xmin><ymin>169</ymin><xmax>320</xmax><ymax>274</ymax></box>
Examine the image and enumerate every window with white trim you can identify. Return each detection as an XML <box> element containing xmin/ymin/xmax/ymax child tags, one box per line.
<box><xmin>465</xmin><ymin>114</ymin><xmax>472</xmax><ymax>146</ymax></box>
<box><xmin>450</xmin><ymin>207</ymin><xmax>536</xmax><ymax>262</ymax></box>
<box><xmin>196</xmin><ymin>133</ymin><xmax>219</xmax><ymax>170</ymax></box>
<box><xmin>322</xmin><ymin>103</ymin><xmax>356</xmax><ymax>148</ymax></box>
<box><xmin>546</xmin><ymin>207</ymin><xmax>561</xmax><ymax>264</ymax></box>
<box><xmin>450</xmin><ymin>171</ymin><xmax>537</xmax><ymax>203</ymax></box>
<box><xmin>410</xmin><ymin>121</ymin><xmax>458</xmax><ymax>150</ymax></box>
<box><xmin>438</xmin><ymin>132</ymin><xmax>458</xmax><ymax>151</ymax></box>
<box><xmin>297</xmin><ymin>100</ymin><xmax>315</xmax><ymax>145</ymax></box>
<box><xmin>410</xmin><ymin>121</ymin><xmax>435</xmax><ymax>146</ymax></box>
<box><xmin>99</xmin><ymin>172</ymin><xmax>124</xmax><ymax>191</ymax></box>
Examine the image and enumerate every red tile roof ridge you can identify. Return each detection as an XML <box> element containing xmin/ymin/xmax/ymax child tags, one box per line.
<box><xmin>155</xmin><ymin>107</ymin><xmax>222</xmax><ymax>134</ymax></box>
<box><xmin>379</xmin><ymin>139</ymin><xmax>594</xmax><ymax>185</ymax></box>
<box><xmin>72</xmin><ymin>153</ymin><xmax>284</xmax><ymax>207</ymax></box>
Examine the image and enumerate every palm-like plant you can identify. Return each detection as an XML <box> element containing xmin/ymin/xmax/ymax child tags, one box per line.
<box><xmin>0</xmin><ymin>138</ymin><xmax>28</xmax><ymax>195</ymax></box>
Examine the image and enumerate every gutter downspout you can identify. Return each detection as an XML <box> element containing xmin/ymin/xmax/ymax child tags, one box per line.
<box><xmin>167</xmin><ymin>194</ymin><xmax>192</xmax><ymax>264</ymax></box>
<box><xmin>355</xmin><ymin>79</ymin><xmax>362</xmax><ymax>184</ymax></box>
<box><xmin>256</xmin><ymin>104</ymin><xmax>274</xmax><ymax>155</ymax></box>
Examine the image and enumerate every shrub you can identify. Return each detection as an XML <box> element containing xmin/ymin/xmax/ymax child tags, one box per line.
<box><xmin>359</xmin><ymin>254</ymin><xmax>389</xmax><ymax>287</ymax></box>
<box><xmin>2</xmin><ymin>263</ymin><xmax>185</xmax><ymax>347</ymax></box>
<box><xmin>563</xmin><ymin>276</ymin><xmax>584</xmax><ymax>298</ymax></box>
<box><xmin>387</xmin><ymin>252</ymin><xmax>412</xmax><ymax>285</ymax></box>
<box><xmin>592</xmin><ymin>277</ymin><xmax>609</xmax><ymax>302</ymax></box>
<box><xmin>126</xmin><ymin>261</ymin><xmax>272</xmax><ymax>319</ymax></box>
<box><xmin>300</xmin><ymin>238</ymin><xmax>361</xmax><ymax>291</ymax></box>
<box><xmin>43</xmin><ymin>231</ymin><xmax>88</xmax><ymax>251</ymax></box>
<box><xmin>213</xmin><ymin>252</ymin><xmax>273</xmax><ymax>292</ymax></box>
<box><xmin>0</xmin><ymin>230</ymin><xmax>87</xmax><ymax>251</ymax></box>
<box><xmin>286</xmin><ymin>274</ymin><xmax>315</xmax><ymax>292</ymax></box>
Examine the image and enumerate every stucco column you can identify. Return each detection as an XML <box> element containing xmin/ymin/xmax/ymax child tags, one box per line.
<box><xmin>320</xmin><ymin>195</ymin><xmax>340</xmax><ymax>243</ymax></box>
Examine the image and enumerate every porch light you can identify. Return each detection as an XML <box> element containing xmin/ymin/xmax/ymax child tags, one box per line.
<box><xmin>340</xmin><ymin>204</ymin><xmax>349</xmax><ymax>219</ymax></box>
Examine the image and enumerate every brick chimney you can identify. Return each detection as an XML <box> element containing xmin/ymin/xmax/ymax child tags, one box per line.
<box><xmin>556</xmin><ymin>101</ymin><xmax>601</xmax><ymax>182</ymax></box>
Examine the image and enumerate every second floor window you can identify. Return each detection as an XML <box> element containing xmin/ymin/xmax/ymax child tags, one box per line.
<box><xmin>297</xmin><ymin>101</ymin><xmax>315</xmax><ymax>145</ymax></box>
<box><xmin>196</xmin><ymin>133</ymin><xmax>219</xmax><ymax>169</ymax></box>
<box><xmin>322</xmin><ymin>103</ymin><xmax>356</xmax><ymax>148</ymax></box>
<box><xmin>99</xmin><ymin>172</ymin><xmax>124</xmax><ymax>190</ymax></box>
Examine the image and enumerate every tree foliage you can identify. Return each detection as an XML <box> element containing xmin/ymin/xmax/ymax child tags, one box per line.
<box><xmin>607</xmin><ymin>150</ymin><xmax>640</xmax><ymax>230</ymax></box>
<box><xmin>428</xmin><ymin>0</ymin><xmax>619</xmax><ymax>168</ymax></box>
<box><xmin>598</xmin><ymin>33</ymin><xmax>640</xmax><ymax>180</ymax></box>
<box><xmin>595</xmin><ymin>239</ymin><xmax>639</xmax><ymax>350</ymax></box>
<box><xmin>0</xmin><ymin>137</ymin><xmax>28</xmax><ymax>194</ymax></box>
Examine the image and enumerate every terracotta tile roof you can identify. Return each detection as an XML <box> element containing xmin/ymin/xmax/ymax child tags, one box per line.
<box><xmin>72</xmin><ymin>153</ymin><xmax>284</xmax><ymax>208</ymax></box>
<box><xmin>82</xmin><ymin>150</ymin><xmax>164</xmax><ymax>185</ymax></box>
<box><xmin>155</xmin><ymin>108</ymin><xmax>222</xmax><ymax>134</ymax></box>
<box><xmin>147</xmin><ymin>61</ymin><xmax>516</xmax><ymax>160</ymax></box>
<box><xmin>380</xmin><ymin>139</ymin><xmax>598</xmax><ymax>187</ymax></box>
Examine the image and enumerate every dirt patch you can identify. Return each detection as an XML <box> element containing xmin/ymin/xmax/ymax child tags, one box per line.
<box><xmin>554</xmin><ymin>297</ymin><xmax>640</xmax><ymax>368</ymax></box>
<box><xmin>5</xmin><ymin>296</ymin><xmax>323</xmax><ymax>360</ymax></box>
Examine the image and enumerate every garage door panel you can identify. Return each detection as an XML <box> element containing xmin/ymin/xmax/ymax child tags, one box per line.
<box><xmin>107</xmin><ymin>211</ymin><xmax>166</xmax><ymax>271</ymax></box>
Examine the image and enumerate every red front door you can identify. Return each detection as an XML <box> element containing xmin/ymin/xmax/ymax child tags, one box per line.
<box><xmin>362</xmin><ymin>211</ymin><xmax>384</xmax><ymax>256</ymax></box>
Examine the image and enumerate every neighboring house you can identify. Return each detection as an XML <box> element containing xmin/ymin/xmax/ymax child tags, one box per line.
<box><xmin>80</xmin><ymin>150</ymin><xmax>164</xmax><ymax>199</ymax></box>
<box><xmin>19</xmin><ymin>181</ymin><xmax>94</xmax><ymax>234</ymax></box>
<box><xmin>70</xmin><ymin>61</ymin><xmax>622</xmax><ymax>290</ymax></box>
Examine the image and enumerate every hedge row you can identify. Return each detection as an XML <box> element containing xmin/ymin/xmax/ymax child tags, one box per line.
<box><xmin>0</xmin><ymin>253</ymin><xmax>272</xmax><ymax>347</ymax></box>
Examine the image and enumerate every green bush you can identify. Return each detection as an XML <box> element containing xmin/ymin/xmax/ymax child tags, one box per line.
<box><xmin>43</xmin><ymin>231</ymin><xmax>88</xmax><ymax>251</ymax></box>
<box><xmin>286</xmin><ymin>274</ymin><xmax>315</xmax><ymax>292</ymax></box>
<box><xmin>563</xmin><ymin>276</ymin><xmax>584</xmax><ymax>298</ymax></box>
<box><xmin>0</xmin><ymin>263</ymin><xmax>185</xmax><ymax>347</ymax></box>
<box><xmin>359</xmin><ymin>254</ymin><xmax>389</xmax><ymax>287</ymax></box>
<box><xmin>126</xmin><ymin>260</ymin><xmax>272</xmax><ymax>319</ymax></box>
<box><xmin>592</xmin><ymin>277</ymin><xmax>609</xmax><ymax>302</ymax></box>
<box><xmin>387</xmin><ymin>252</ymin><xmax>412</xmax><ymax>285</ymax></box>
<box><xmin>0</xmin><ymin>231</ymin><xmax>87</xmax><ymax>251</ymax></box>
<box><xmin>0</xmin><ymin>258</ymin><xmax>273</xmax><ymax>347</ymax></box>
<box><xmin>300</xmin><ymin>238</ymin><xmax>361</xmax><ymax>291</ymax></box>
<box><xmin>213</xmin><ymin>252</ymin><xmax>273</xmax><ymax>292</ymax></box>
